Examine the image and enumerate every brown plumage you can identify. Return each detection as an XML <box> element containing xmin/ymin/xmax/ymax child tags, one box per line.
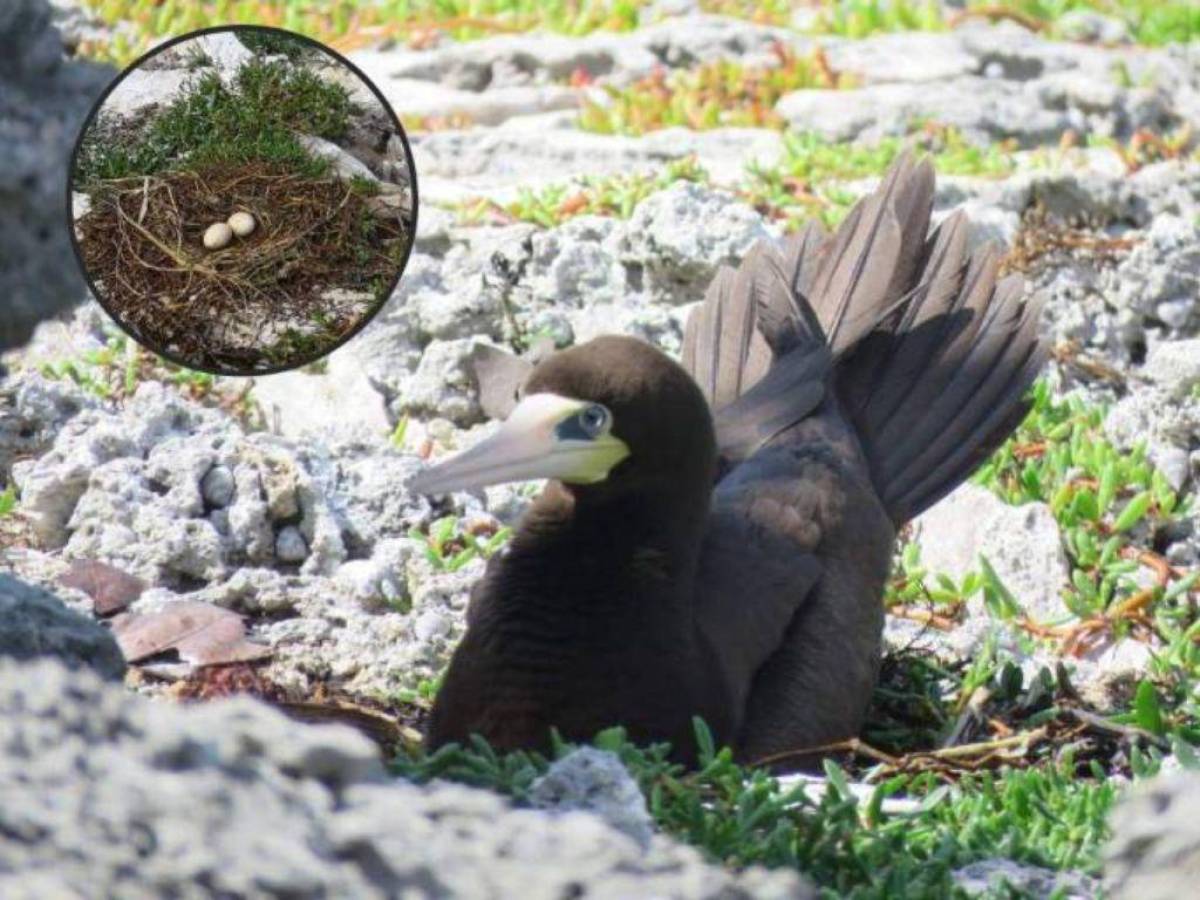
<box><xmin>412</xmin><ymin>153</ymin><xmax>1048</xmax><ymax>767</ymax></box>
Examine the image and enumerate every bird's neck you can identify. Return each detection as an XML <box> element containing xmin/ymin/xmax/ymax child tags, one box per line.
<box><xmin>511</xmin><ymin>480</ymin><xmax>710</xmax><ymax>616</ymax></box>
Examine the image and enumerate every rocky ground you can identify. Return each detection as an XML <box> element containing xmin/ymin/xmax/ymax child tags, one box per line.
<box><xmin>3</xmin><ymin>0</ymin><xmax>1200</xmax><ymax>896</ymax></box>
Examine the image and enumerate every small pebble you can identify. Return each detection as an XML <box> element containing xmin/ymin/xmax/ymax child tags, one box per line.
<box><xmin>203</xmin><ymin>222</ymin><xmax>233</xmax><ymax>250</ymax></box>
<box><xmin>427</xmin><ymin>418</ymin><xmax>457</xmax><ymax>443</ymax></box>
<box><xmin>414</xmin><ymin>609</ymin><xmax>451</xmax><ymax>642</ymax></box>
<box><xmin>1156</xmin><ymin>298</ymin><xmax>1194</xmax><ymax>331</ymax></box>
<box><xmin>1154</xmin><ymin>445</ymin><xmax>1191</xmax><ymax>492</ymax></box>
<box><xmin>227</xmin><ymin>211</ymin><xmax>257</xmax><ymax>237</ymax></box>
<box><xmin>200</xmin><ymin>465</ymin><xmax>235</xmax><ymax>507</ymax></box>
<box><xmin>275</xmin><ymin>526</ymin><xmax>309</xmax><ymax>563</ymax></box>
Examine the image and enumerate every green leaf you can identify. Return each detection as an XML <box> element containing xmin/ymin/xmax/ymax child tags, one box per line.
<box><xmin>390</xmin><ymin>414</ymin><xmax>409</xmax><ymax>448</ymax></box>
<box><xmin>1133</xmin><ymin>680</ymin><xmax>1166</xmax><ymax>737</ymax></box>
<box><xmin>446</xmin><ymin>547</ymin><xmax>477</xmax><ymax>572</ymax></box>
<box><xmin>484</xmin><ymin>527</ymin><xmax>513</xmax><ymax>556</ymax></box>
<box><xmin>1071</xmin><ymin>488</ymin><xmax>1100</xmax><ymax>522</ymax></box>
<box><xmin>1164</xmin><ymin>571</ymin><xmax>1200</xmax><ymax>602</ymax></box>
<box><xmin>979</xmin><ymin>555</ymin><xmax>1020</xmax><ymax>619</ymax></box>
<box><xmin>822</xmin><ymin>759</ymin><xmax>852</xmax><ymax>801</ymax></box>
<box><xmin>865</xmin><ymin>775</ymin><xmax>907</xmax><ymax>827</ymax></box>
<box><xmin>592</xmin><ymin>726</ymin><xmax>627</xmax><ymax>753</ymax></box>
<box><xmin>1113</xmin><ymin>491</ymin><xmax>1153</xmax><ymax>533</ymax></box>
<box><xmin>692</xmin><ymin>717</ymin><xmax>716</xmax><ymax>766</ymax></box>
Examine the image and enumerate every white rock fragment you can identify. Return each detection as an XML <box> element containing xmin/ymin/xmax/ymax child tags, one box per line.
<box><xmin>275</xmin><ymin>525</ymin><xmax>309</xmax><ymax>563</ymax></box>
<box><xmin>1143</xmin><ymin>338</ymin><xmax>1200</xmax><ymax>401</ymax></box>
<box><xmin>193</xmin><ymin>30</ymin><xmax>256</xmax><ymax>87</ymax></box>
<box><xmin>955</xmin><ymin>858</ymin><xmax>1098</xmax><ymax>899</ymax></box>
<box><xmin>295</xmin><ymin>133</ymin><xmax>378</xmax><ymax>181</ymax></box>
<box><xmin>530</xmin><ymin>748</ymin><xmax>655</xmax><ymax>849</ymax></box>
<box><xmin>252</xmin><ymin>349</ymin><xmax>391</xmax><ymax>439</ymax></box>
<box><xmin>911</xmin><ymin>483</ymin><xmax>1072</xmax><ymax>626</ymax></box>
<box><xmin>99</xmin><ymin>69</ymin><xmax>192</xmax><ymax>120</ymax></box>
<box><xmin>400</xmin><ymin>338</ymin><xmax>486</xmax><ymax>426</ymax></box>
<box><xmin>200</xmin><ymin>464</ymin><xmax>235</xmax><ymax>508</ymax></box>
<box><xmin>413</xmin><ymin>608</ymin><xmax>452</xmax><ymax>642</ymax></box>
<box><xmin>1106</xmin><ymin>773</ymin><xmax>1200</xmax><ymax>900</ymax></box>
<box><xmin>1110</xmin><ymin>216</ymin><xmax>1200</xmax><ymax>334</ymax></box>
<box><xmin>622</xmin><ymin>181</ymin><xmax>773</xmax><ymax>304</ymax></box>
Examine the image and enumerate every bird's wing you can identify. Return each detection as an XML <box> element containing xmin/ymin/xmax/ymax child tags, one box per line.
<box><xmin>693</xmin><ymin>446</ymin><xmax>826</xmax><ymax>729</ymax></box>
<box><xmin>682</xmin><ymin>240</ymin><xmax>832</xmax><ymax>471</ymax></box>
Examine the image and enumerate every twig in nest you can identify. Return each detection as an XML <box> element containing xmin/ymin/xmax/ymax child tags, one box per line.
<box><xmin>888</xmin><ymin>604</ymin><xmax>958</xmax><ymax>632</ymax></box>
<box><xmin>1065</xmin><ymin>707</ymin><xmax>1171</xmax><ymax>751</ymax></box>
<box><xmin>76</xmin><ymin>159</ymin><xmax>409</xmax><ymax>373</ymax></box>
<box><xmin>1052</xmin><ymin>340</ymin><xmax>1127</xmax><ymax>387</ymax></box>
<box><xmin>748</xmin><ymin>737</ymin><xmax>901</xmax><ymax>770</ymax></box>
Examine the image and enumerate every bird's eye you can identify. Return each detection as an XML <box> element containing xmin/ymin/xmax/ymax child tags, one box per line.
<box><xmin>579</xmin><ymin>404</ymin><xmax>609</xmax><ymax>438</ymax></box>
<box><xmin>554</xmin><ymin>403</ymin><xmax>613</xmax><ymax>442</ymax></box>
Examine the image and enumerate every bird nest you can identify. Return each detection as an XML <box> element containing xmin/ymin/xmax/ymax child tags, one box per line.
<box><xmin>75</xmin><ymin>160</ymin><xmax>409</xmax><ymax>374</ymax></box>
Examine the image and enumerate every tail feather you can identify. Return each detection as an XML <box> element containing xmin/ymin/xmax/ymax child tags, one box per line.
<box><xmin>843</xmin><ymin>211</ymin><xmax>971</xmax><ymax>425</ymax></box>
<box><xmin>682</xmin><ymin>150</ymin><xmax>1046</xmax><ymax>524</ymax></box>
<box><xmin>781</xmin><ymin>219</ymin><xmax>831</xmax><ymax>307</ymax></box>
<box><xmin>883</xmin><ymin>287</ymin><xmax>1048</xmax><ymax>519</ymax></box>
<box><xmin>682</xmin><ymin>241</ymin><xmax>831</xmax><ymax>467</ymax></box>
<box><xmin>890</xmin><ymin>339</ymin><xmax>1048</xmax><ymax>519</ymax></box>
<box><xmin>875</xmin><ymin>266</ymin><xmax>1023</xmax><ymax>482</ymax></box>
<box><xmin>682</xmin><ymin>262</ymin><xmax>773</xmax><ymax>412</ymax></box>
<box><xmin>806</xmin><ymin>154</ymin><xmax>935</xmax><ymax>355</ymax></box>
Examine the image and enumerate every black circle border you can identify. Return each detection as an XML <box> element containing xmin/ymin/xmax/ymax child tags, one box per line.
<box><xmin>65</xmin><ymin>22</ymin><xmax>420</xmax><ymax>378</ymax></box>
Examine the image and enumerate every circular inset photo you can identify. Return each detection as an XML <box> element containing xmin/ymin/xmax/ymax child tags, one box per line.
<box><xmin>68</xmin><ymin>25</ymin><xmax>417</xmax><ymax>376</ymax></box>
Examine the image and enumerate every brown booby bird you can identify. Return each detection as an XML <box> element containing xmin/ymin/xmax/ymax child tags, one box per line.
<box><xmin>410</xmin><ymin>154</ymin><xmax>1047</xmax><ymax>766</ymax></box>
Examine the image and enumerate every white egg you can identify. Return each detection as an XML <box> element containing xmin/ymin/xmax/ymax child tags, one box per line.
<box><xmin>203</xmin><ymin>222</ymin><xmax>233</xmax><ymax>250</ymax></box>
<box><xmin>227</xmin><ymin>211</ymin><xmax>257</xmax><ymax>237</ymax></box>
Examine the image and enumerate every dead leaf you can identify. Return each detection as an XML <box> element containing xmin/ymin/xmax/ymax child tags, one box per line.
<box><xmin>112</xmin><ymin>601</ymin><xmax>271</xmax><ymax>666</ymax></box>
<box><xmin>173</xmin><ymin>662</ymin><xmax>285</xmax><ymax>701</ymax></box>
<box><xmin>58</xmin><ymin>559</ymin><xmax>145</xmax><ymax>615</ymax></box>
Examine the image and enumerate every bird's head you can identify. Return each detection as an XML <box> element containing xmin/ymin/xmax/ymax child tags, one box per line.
<box><xmin>408</xmin><ymin>335</ymin><xmax>717</xmax><ymax>499</ymax></box>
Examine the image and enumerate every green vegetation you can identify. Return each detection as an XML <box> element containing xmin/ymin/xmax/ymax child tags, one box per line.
<box><xmin>697</xmin><ymin>0</ymin><xmax>797</xmax><ymax>25</ymax></box>
<box><xmin>234</xmin><ymin>28</ymin><xmax>324</xmax><ymax>61</ymax></box>
<box><xmin>77</xmin><ymin>0</ymin><xmax>1199</xmax><ymax>68</ymax></box>
<box><xmin>810</xmin><ymin>0</ymin><xmax>946</xmax><ymax>37</ymax></box>
<box><xmin>32</xmin><ymin>326</ymin><xmax>262</xmax><ymax>425</ymax></box>
<box><xmin>806</xmin><ymin>0</ymin><xmax>1200</xmax><ymax>47</ymax></box>
<box><xmin>0</xmin><ymin>486</ymin><xmax>17</xmax><ymax>518</ymax></box>
<box><xmin>75</xmin><ymin>57</ymin><xmax>353</xmax><ymax>185</ymax></box>
<box><xmin>460</xmin><ymin>128</ymin><xmax>1015</xmax><ymax>234</ymax></box>
<box><xmin>973</xmin><ymin>380</ymin><xmax>1191</xmax><ymax>625</ymax></box>
<box><xmin>459</xmin><ymin>156</ymin><xmax>709</xmax><ymax>228</ymax></box>
<box><xmin>745</xmin><ymin>126</ymin><xmax>1014</xmax><ymax>230</ymax></box>
<box><xmin>395</xmin><ymin>717</ymin><xmax>1128</xmax><ymax>898</ymax></box>
<box><xmin>408</xmin><ymin>515</ymin><xmax>512</xmax><ymax>573</ymax></box>
<box><xmin>79</xmin><ymin>0</ymin><xmax>645</xmax><ymax>65</ymax></box>
<box><xmin>579</xmin><ymin>44</ymin><xmax>851</xmax><ymax>136</ymax></box>
<box><xmin>395</xmin><ymin>674</ymin><xmax>445</xmax><ymax>707</ymax></box>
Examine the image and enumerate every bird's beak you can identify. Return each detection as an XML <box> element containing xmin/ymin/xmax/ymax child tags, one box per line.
<box><xmin>408</xmin><ymin>393</ymin><xmax>630</xmax><ymax>495</ymax></box>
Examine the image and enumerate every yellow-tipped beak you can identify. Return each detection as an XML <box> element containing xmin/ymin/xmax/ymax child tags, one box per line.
<box><xmin>408</xmin><ymin>393</ymin><xmax>630</xmax><ymax>495</ymax></box>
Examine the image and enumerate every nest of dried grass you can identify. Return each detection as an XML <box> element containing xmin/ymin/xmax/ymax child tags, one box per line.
<box><xmin>76</xmin><ymin>160</ymin><xmax>409</xmax><ymax>374</ymax></box>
